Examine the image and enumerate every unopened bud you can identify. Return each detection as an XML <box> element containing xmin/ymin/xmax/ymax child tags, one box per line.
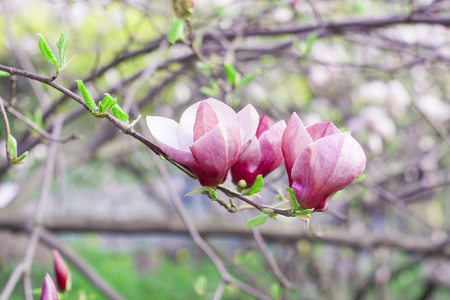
<box><xmin>40</xmin><ymin>273</ymin><xmax>59</xmax><ymax>300</ymax></box>
<box><xmin>172</xmin><ymin>0</ymin><xmax>194</xmax><ymax>19</ymax></box>
<box><xmin>237</xmin><ymin>179</ymin><xmax>247</xmax><ymax>188</ymax></box>
<box><xmin>53</xmin><ymin>250</ymin><xmax>71</xmax><ymax>292</ymax></box>
<box><xmin>262</xmin><ymin>208</ymin><xmax>274</xmax><ymax>214</ymax></box>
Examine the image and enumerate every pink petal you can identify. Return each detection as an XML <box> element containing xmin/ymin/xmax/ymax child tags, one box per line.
<box><xmin>306</xmin><ymin>122</ymin><xmax>341</xmax><ymax>141</ymax></box>
<box><xmin>281</xmin><ymin>113</ymin><xmax>313</xmax><ymax>185</ymax></box>
<box><xmin>193</xmin><ymin>101</ymin><xmax>219</xmax><ymax>141</ymax></box>
<box><xmin>179</xmin><ymin>98</ymin><xmax>238</xmax><ymax>130</ymax></box>
<box><xmin>257</xmin><ymin>120</ymin><xmax>286</xmax><ymax>176</ymax></box>
<box><xmin>231</xmin><ymin>120</ymin><xmax>286</xmax><ymax>186</ymax></box>
<box><xmin>190</xmin><ymin>123</ymin><xmax>241</xmax><ymax>186</ymax></box>
<box><xmin>53</xmin><ymin>250</ymin><xmax>69</xmax><ymax>292</ymax></box>
<box><xmin>237</xmin><ymin>104</ymin><xmax>259</xmax><ymax>145</ymax></box>
<box><xmin>146</xmin><ymin>116</ymin><xmax>197</xmax><ymax>169</ymax></box>
<box><xmin>40</xmin><ymin>273</ymin><xmax>59</xmax><ymax>300</ymax></box>
<box><xmin>256</xmin><ymin>116</ymin><xmax>275</xmax><ymax>138</ymax></box>
<box><xmin>291</xmin><ymin>132</ymin><xmax>366</xmax><ymax>211</ymax></box>
<box><xmin>231</xmin><ymin>137</ymin><xmax>261</xmax><ymax>185</ymax></box>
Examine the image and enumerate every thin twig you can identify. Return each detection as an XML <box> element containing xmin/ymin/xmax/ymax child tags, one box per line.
<box><xmin>249</xmin><ymin>224</ymin><xmax>295</xmax><ymax>290</ymax></box>
<box><xmin>10</xmin><ymin>75</ymin><xmax>16</xmax><ymax>105</ymax></box>
<box><xmin>213</xmin><ymin>280</ymin><xmax>226</xmax><ymax>300</ymax></box>
<box><xmin>0</xmin><ymin>96</ymin><xmax>12</xmax><ymax>161</ymax></box>
<box><xmin>217</xmin><ymin>186</ymin><xmax>294</xmax><ymax>217</ymax></box>
<box><xmin>0</xmin><ymin>64</ymin><xmax>197</xmax><ymax>179</ymax></box>
<box><xmin>122</xmin><ymin>39</ymin><xmax>169</xmax><ymax>113</ymax></box>
<box><xmin>364</xmin><ymin>182</ymin><xmax>443</xmax><ymax>232</ymax></box>
<box><xmin>3</xmin><ymin>102</ymin><xmax>79</xmax><ymax>143</ymax></box>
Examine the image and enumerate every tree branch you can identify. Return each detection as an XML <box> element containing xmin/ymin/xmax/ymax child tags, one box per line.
<box><xmin>0</xmin><ymin>216</ymin><xmax>448</xmax><ymax>257</ymax></box>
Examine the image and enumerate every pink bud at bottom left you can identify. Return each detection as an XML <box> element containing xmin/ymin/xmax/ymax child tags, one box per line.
<box><xmin>53</xmin><ymin>249</ymin><xmax>70</xmax><ymax>292</ymax></box>
<box><xmin>40</xmin><ymin>273</ymin><xmax>60</xmax><ymax>300</ymax></box>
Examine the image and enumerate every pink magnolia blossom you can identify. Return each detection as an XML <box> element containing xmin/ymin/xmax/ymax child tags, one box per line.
<box><xmin>40</xmin><ymin>273</ymin><xmax>59</xmax><ymax>300</ymax></box>
<box><xmin>231</xmin><ymin>115</ymin><xmax>286</xmax><ymax>186</ymax></box>
<box><xmin>282</xmin><ymin>113</ymin><xmax>366</xmax><ymax>212</ymax></box>
<box><xmin>147</xmin><ymin>98</ymin><xmax>259</xmax><ymax>186</ymax></box>
<box><xmin>53</xmin><ymin>250</ymin><xmax>71</xmax><ymax>292</ymax></box>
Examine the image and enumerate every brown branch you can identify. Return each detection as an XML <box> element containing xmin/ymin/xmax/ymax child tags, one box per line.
<box><xmin>0</xmin><ymin>63</ymin><xmax>196</xmax><ymax>179</ymax></box>
<box><xmin>0</xmin><ymin>64</ymin><xmax>293</xmax><ymax>216</ymax></box>
<box><xmin>1</xmin><ymin>216</ymin><xmax>448</xmax><ymax>257</ymax></box>
<box><xmin>2</xmin><ymin>101</ymin><xmax>78</xmax><ymax>144</ymax></box>
<box><xmin>243</xmin><ymin>15</ymin><xmax>450</xmax><ymax>37</ymax></box>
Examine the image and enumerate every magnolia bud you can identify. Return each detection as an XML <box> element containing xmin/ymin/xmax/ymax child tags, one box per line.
<box><xmin>53</xmin><ymin>250</ymin><xmax>71</xmax><ymax>292</ymax></box>
<box><xmin>172</xmin><ymin>0</ymin><xmax>194</xmax><ymax>19</ymax></box>
<box><xmin>237</xmin><ymin>179</ymin><xmax>247</xmax><ymax>188</ymax></box>
<box><xmin>40</xmin><ymin>273</ymin><xmax>59</xmax><ymax>300</ymax></box>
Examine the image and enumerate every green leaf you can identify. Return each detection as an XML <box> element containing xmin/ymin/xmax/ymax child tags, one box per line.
<box><xmin>12</xmin><ymin>151</ymin><xmax>28</xmax><ymax>164</ymax></box>
<box><xmin>237</xmin><ymin>70</ymin><xmax>261</xmax><ymax>87</ymax></box>
<box><xmin>295</xmin><ymin>208</ymin><xmax>314</xmax><ymax>216</ymax></box>
<box><xmin>286</xmin><ymin>186</ymin><xmax>299</xmax><ymax>211</ymax></box>
<box><xmin>57</xmin><ymin>33</ymin><xmax>67</xmax><ymax>70</ymax></box>
<box><xmin>224</xmin><ymin>63</ymin><xmax>240</xmax><ymax>86</ymax></box>
<box><xmin>245</xmin><ymin>214</ymin><xmax>268</xmax><ymax>228</ymax></box>
<box><xmin>208</xmin><ymin>187</ymin><xmax>219</xmax><ymax>201</ymax></box>
<box><xmin>199</xmin><ymin>86</ymin><xmax>215</xmax><ymax>97</ymax></box>
<box><xmin>294</xmin><ymin>33</ymin><xmax>319</xmax><ymax>56</ymax></box>
<box><xmin>243</xmin><ymin>174</ymin><xmax>264</xmax><ymax>195</ymax></box>
<box><xmin>298</xmin><ymin>214</ymin><xmax>312</xmax><ymax>229</ymax></box>
<box><xmin>293</xmin><ymin>40</ymin><xmax>302</xmax><ymax>53</ymax></box>
<box><xmin>76</xmin><ymin>80</ymin><xmax>97</xmax><ymax>112</ymax></box>
<box><xmin>193</xmin><ymin>275</ymin><xmax>207</xmax><ymax>296</ymax></box>
<box><xmin>34</xmin><ymin>109</ymin><xmax>44</xmax><ymax>129</ymax></box>
<box><xmin>112</xmin><ymin>104</ymin><xmax>129</xmax><ymax>124</ymax></box>
<box><xmin>199</xmin><ymin>80</ymin><xmax>218</xmax><ymax>96</ymax></box>
<box><xmin>185</xmin><ymin>186</ymin><xmax>210</xmax><ymax>196</ymax></box>
<box><xmin>304</xmin><ymin>33</ymin><xmax>318</xmax><ymax>55</ymax></box>
<box><xmin>98</xmin><ymin>93</ymin><xmax>117</xmax><ymax>113</ymax></box>
<box><xmin>7</xmin><ymin>135</ymin><xmax>17</xmax><ymax>157</ymax></box>
<box><xmin>195</xmin><ymin>61</ymin><xmax>211</xmax><ymax>74</ymax></box>
<box><xmin>37</xmin><ymin>33</ymin><xmax>59</xmax><ymax>73</ymax></box>
<box><xmin>0</xmin><ymin>70</ymin><xmax>10</xmax><ymax>77</ymax></box>
<box><xmin>167</xmin><ymin>20</ymin><xmax>184</xmax><ymax>44</ymax></box>
<box><xmin>271</xmin><ymin>282</ymin><xmax>282</xmax><ymax>300</ymax></box>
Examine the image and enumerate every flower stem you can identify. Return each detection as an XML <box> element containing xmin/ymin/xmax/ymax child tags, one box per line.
<box><xmin>216</xmin><ymin>186</ymin><xmax>295</xmax><ymax>217</ymax></box>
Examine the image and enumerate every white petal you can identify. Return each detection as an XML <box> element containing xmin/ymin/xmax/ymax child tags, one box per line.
<box><xmin>237</xmin><ymin>104</ymin><xmax>259</xmax><ymax>144</ymax></box>
<box><xmin>0</xmin><ymin>182</ymin><xmax>19</xmax><ymax>209</ymax></box>
<box><xmin>146</xmin><ymin>116</ymin><xmax>183</xmax><ymax>150</ymax></box>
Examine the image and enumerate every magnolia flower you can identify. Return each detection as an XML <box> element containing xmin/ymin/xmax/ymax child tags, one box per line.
<box><xmin>147</xmin><ymin>98</ymin><xmax>259</xmax><ymax>186</ymax></box>
<box><xmin>231</xmin><ymin>115</ymin><xmax>286</xmax><ymax>186</ymax></box>
<box><xmin>53</xmin><ymin>250</ymin><xmax>71</xmax><ymax>292</ymax></box>
<box><xmin>40</xmin><ymin>273</ymin><xmax>59</xmax><ymax>300</ymax></box>
<box><xmin>282</xmin><ymin>113</ymin><xmax>366</xmax><ymax>212</ymax></box>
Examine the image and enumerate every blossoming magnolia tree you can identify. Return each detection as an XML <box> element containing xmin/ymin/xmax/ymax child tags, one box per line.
<box><xmin>1</xmin><ymin>0</ymin><xmax>449</xmax><ymax>299</ymax></box>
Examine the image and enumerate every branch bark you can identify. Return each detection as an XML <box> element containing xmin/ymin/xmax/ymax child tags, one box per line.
<box><xmin>0</xmin><ymin>216</ymin><xmax>448</xmax><ymax>257</ymax></box>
